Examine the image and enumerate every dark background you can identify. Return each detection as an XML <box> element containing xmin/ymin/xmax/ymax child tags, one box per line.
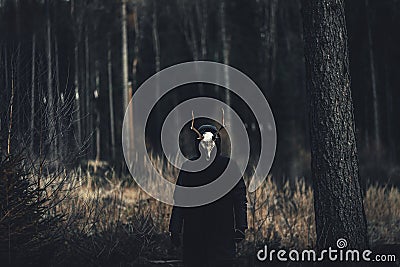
<box><xmin>1</xmin><ymin>0</ymin><xmax>399</xmax><ymax>185</ymax></box>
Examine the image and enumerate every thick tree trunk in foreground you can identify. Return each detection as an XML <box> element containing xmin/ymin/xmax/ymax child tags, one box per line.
<box><xmin>302</xmin><ymin>0</ymin><xmax>368</xmax><ymax>249</ymax></box>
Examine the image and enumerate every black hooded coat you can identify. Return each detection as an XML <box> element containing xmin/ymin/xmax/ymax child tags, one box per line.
<box><xmin>169</xmin><ymin>126</ymin><xmax>248</xmax><ymax>267</ymax></box>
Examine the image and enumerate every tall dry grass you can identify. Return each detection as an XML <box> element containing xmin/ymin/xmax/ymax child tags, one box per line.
<box><xmin>66</xmin><ymin>156</ymin><xmax>400</xmax><ymax>259</ymax></box>
<box><xmin>2</xmin><ymin>154</ymin><xmax>400</xmax><ymax>266</ymax></box>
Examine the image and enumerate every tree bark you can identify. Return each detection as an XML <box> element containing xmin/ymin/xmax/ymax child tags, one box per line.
<box><xmin>121</xmin><ymin>0</ymin><xmax>129</xmax><ymax>112</ymax></box>
<box><xmin>257</xmin><ymin>0</ymin><xmax>278</xmax><ymax>93</ymax></box>
<box><xmin>152</xmin><ymin>0</ymin><xmax>161</xmax><ymax>132</ymax></box>
<box><xmin>220</xmin><ymin>0</ymin><xmax>231</xmax><ymax>136</ymax></box>
<box><xmin>107</xmin><ymin>35</ymin><xmax>116</xmax><ymax>161</ymax></box>
<box><xmin>71</xmin><ymin>0</ymin><xmax>82</xmax><ymax>145</ymax></box>
<box><xmin>84</xmin><ymin>24</ymin><xmax>93</xmax><ymax>158</ymax></box>
<box><xmin>7</xmin><ymin>66</ymin><xmax>15</xmax><ymax>155</ymax></box>
<box><xmin>94</xmin><ymin>60</ymin><xmax>100</xmax><ymax>162</ymax></box>
<box><xmin>365</xmin><ymin>0</ymin><xmax>380</xmax><ymax>154</ymax></box>
<box><xmin>30</xmin><ymin>34</ymin><xmax>36</xmax><ymax>154</ymax></box>
<box><xmin>302</xmin><ymin>0</ymin><xmax>368</xmax><ymax>249</ymax></box>
<box><xmin>46</xmin><ymin>0</ymin><xmax>56</xmax><ymax>158</ymax></box>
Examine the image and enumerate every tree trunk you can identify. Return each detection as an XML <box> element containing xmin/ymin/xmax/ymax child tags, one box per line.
<box><xmin>94</xmin><ymin>60</ymin><xmax>100</xmax><ymax>162</ymax></box>
<box><xmin>107</xmin><ymin>35</ymin><xmax>116</xmax><ymax>161</ymax></box>
<box><xmin>46</xmin><ymin>0</ymin><xmax>56</xmax><ymax>158</ymax></box>
<box><xmin>84</xmin><ymin>24</ymin><xmax>93</xmax><ymax>159</ymax></box>
<box><xmin>257</xmin><ymin>0</ymin><xmax>278</xmax><ymax>93</ymax></box>
<box><xmin>7</xmin><ymin>67</ymin><xmax>15</xmax><ymax>155</ymax></box>
<box><xmin>220</xmin><ymin>0</ymin><xmax>231</xmax><ymax>134</ymax></box>
<box><xmin>121</xmin><ymin>0</ymin><xmax>129</xmax><ymax>112</ymax></box>
<box><xmin>54</xmin><ymin>5</ymin><xmax>62</xmax><ymax>157</ymax></box>
<box><xmin>302</xmin><ymin>0</ymin><xmax>368</xmax><ymax>249</ymax></box>
<box><xmin>71</xmin><ymin>0</ymin><xmax>82</xmax><ymax>146</ymax></box>
<box><xmin>152</xmin><ymin>0</ymin><xmax>161</xmax><ymax>132</ymax></box>
<box><xmin>30</xmin><ymin>34</ymin><xmax>36</xmax><ymax>154</ymax></box>
<box><xmin>365</xmin><ymin>0</ymin><xmax>380</xmax><ymax>154</ymax></box>
<box><xmin>196</xmin><ymin>0</ymin><xmax>207</xmax><ymax>59</ymax></box>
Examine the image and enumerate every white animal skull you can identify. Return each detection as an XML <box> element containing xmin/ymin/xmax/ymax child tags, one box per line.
<box><xmin>200</xmin><ymin>132</ymin><xmax>216</xmax><ymax>161</ymax></box>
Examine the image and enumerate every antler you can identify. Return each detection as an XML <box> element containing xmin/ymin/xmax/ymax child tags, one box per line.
<box><xmin>191</xmin><ymin>111</ymin><xmax>204</xmax><ymax>140</ymax></box>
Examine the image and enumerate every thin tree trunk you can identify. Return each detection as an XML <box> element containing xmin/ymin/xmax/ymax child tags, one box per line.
<box><xmin>71</xmin><ymin>0</ymin><xmax>82</xmax><ymax>145</ymax></box>
<box><xmin>302</xmin><ymin>0</ymin><xmax>368</xmax><ymax>249</ymax></box>
<box><xmin>121</xmin><ymin>0</ymin><xmax>132</xmax><ymax>158</ymax></box>
<box><xmin>95</xmin><ymin>60</ymin><xmax>100</xmax><ymax>162</ymax></box>
<box><xmin>196</xmin><ymin>0</ymin><xmax>207</xmax><ymax>59</ymax></box>
<box><xmin>384</xmin><ymin>63</ymin><xmax>395</xmax><ymax>163</ymax></box>
<box><xmin>30</xmin><ymin>34</ymin><xmax>36</xmax><ymax>154</ymax></box>
<box><xmin>7</xmin><ymin>68</ymin><xmax>15</xmax><ymax>155</ymax></box>
<box><xmin>74</xmin><ymin>44</ymin><xmax>82</xmax><ymax>144</ymax></box>
<box><xmin>54</xmin><ymin>5</ymin><xmax>62</xmax><ymax>157</ymax></box>
<box><xmin>152</xmin><ymin>1</ymin><xmax>160</xmax><ymax>74</ymax></box>
<box><xmin>220</xmin><ymin>0</ymin><xmax>231</xmax><ymax>131</ymax></box>
<box><xmin>85</xmin><ymin>24</ymin><xmax>92</xmax><ymax>158</ymax></box>
<box><xmin>152</xmin><ymin>0</ymin><xmax>161</xmax><ymax>131</ymax></box>
<box><xmin>267</xmin><ymin>0</ymin><xmax>277</xmax><ymax>90</ymax></box>
<box><xmin>46</xmin><ymin>0</ymin><xmax>56</xmax><ymax>158</ymax></box>
<box><xmin>107</xmin><ymin>35</ymin><xmax>116</xmax><ymax>161</ymax></box>
<box><xmin>4</xmin><ymin>47</ymin><xmax>8</xmax><ymax>104</ymax></box>
<box><xmin>365</xmin><ymin>0</ymin><xmax>380</xmax><ymax>154</ymax></box>
<box><xmin>121</xmin><ymin>0</ymin><xmax>129</xmax><ymax>111</ymax></box>
<box><xmin>257</xmin><ymin>0</ymin><xmax>278</xmax><ymax>92</ymax></box>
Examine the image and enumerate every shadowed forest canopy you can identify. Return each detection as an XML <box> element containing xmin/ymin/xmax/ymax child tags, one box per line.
<box><xmin>1</xmin><ymin>0</ymin><xmax>399</xmax><ymax>184</ymax></box>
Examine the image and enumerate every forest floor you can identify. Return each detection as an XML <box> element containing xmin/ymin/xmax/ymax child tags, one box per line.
<box><xmin>51</xmin><ymin>166</ymin><xmax>399</xmax><ymax>266</ymax></box>
<box><xmin>2</xmin><ymin>156</ymin><xmax>400</xmax><ymax>266</ymax></box>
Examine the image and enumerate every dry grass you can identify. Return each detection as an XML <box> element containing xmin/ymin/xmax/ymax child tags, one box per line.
<box><xmin>2</xmin><ymin>154</ymin><xmax>400</xmax><ymax>266</ymax></box>
<box><xmin>65</xmin><ymin>170</ymin><xmax>400</xmax><ymax>256</ymax></box>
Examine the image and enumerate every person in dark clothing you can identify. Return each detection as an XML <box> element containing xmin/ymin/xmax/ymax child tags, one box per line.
<box><xmin>169</xmin><ymin>117</ymin><xmax>248</xmax><ymax>267</ymax></box>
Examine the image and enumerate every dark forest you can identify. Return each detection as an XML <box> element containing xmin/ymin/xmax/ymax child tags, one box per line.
<box><xmin>0</xmin><ymin>0</ymin><xmax>399</xmax><ymax>266</ymax></box>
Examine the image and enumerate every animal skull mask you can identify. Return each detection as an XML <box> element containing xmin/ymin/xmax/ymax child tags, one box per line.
<box><xmin>191</xmin><ymin>110</ymin><xmax>225</xmax><ymax>161</ymax></box>
<box><xmin>200</xmin><ymin>132</ymin><xmax>217</xmax><ymax>161</ymax></box>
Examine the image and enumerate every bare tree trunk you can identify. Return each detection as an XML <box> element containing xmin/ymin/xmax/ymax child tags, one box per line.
<box><xmin>257</xmin><ymin>0</ymin><xmax>278</xmax><ymax>92</ymax></box>
<box><xmin>46</xmin><ymin>0</ymin><xmax>56</xmax><ymax>158</ymax></box>
<box><xmin>95</xmin><ymin>60</ymin><xmax>100</xmax><ymax>162</ymax></box>
<box><xmin>73</xmin><ymin>44</ymin><xmax>82</xmax><ymax>145</ymax></box>
<box><xmin>71</xmin><ymin>0</ymin><xmax>82</xmax><ymax>146</ymax></box>
<box><xmin>107</xmin><ymin>35</ymin><xmax>116</xmax><ymax>161</ymax></box>
<box><xmin>121</xmin><ymin>0</ymin><xmax>132</xmax><ymax>158</ymax></box>
<box><xmin>85</xmin><ymin>24</ymin><xmax>93</xmax><ymax>158</ymax></box>
<box><xmin>4</xmin><ymin>47</ymin><xmax>8</xmax><ymax>103</ymax></box>
<box><xmin>30</xmin><ymin>34</ymin><xmax>36</xmax><ymax>154</ymax></box>
<box><xmin>7</xmin><ymin>67</ymin><xmax>15</xmax><ymax>155</ymax></box>
<box><xmin>121</xmin><ymin>0</ymin><xmax>129</xmax><ymax>112</ymax></box>
<box><xmin>152</xmin><ymin>0</ymin><xmax>161</xmax><ymax>131</ymax></box>
<box><xmin>384</xmin><ymin>62</ymin><xmax>395</xmax><ymax>163</ymax></box>
<box><xmin>196</xmin><ymin>0</ymin><xmax>208</xmax><ymax>59</ymax></box>
<box><xmin>302</xmin><ymin>0</ymin><xmax>368</xmax><ymax>250</ymax></box>
<box><xmin>152</xmin><ymin>1</ymin><xmax>160</xmax><ymax>74</ymax></box>
<box><xmin>365</xmin><ymin>0</ymin><xmax>380</xmax><ymax>154</ymax></box>
<box><xmin>54</xmin><ymin>5</ymin><xmax>62</xmax><ymax>157</ymax></box>
<box><xmin>267</xmin><ymin>0</ymin><xmax>277</xmax><ymax>90</ymax></box>
<box><xmin>220</xmin><ymin>0</ymin><xmax>231</xmax><ymax>130</ymax></box>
